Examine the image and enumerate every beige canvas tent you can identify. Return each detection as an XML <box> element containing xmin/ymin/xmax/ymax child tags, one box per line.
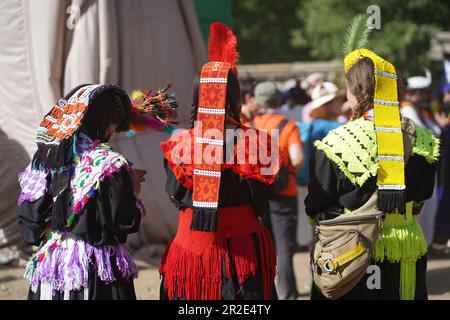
<box><xmin>0</xmin><ymin>0</ymin><xmax>206</xmax><ymax>258</ymax></box>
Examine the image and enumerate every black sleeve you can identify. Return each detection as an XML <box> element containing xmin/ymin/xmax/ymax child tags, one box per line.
<box><xmin>247</xmin><ymin>179</ymin><xmax>271</xmax><ymax>217</ymax></box>
<box><xmin>405</xmin><ymin>154</ymin><xmax>436</xmax><ymax>203</ymax></box>
<box><xmin>70</xmin><ymin>166</ymin><xmax>141</xmax><ymax>245</ymax></box>
<box><xmin>164</xmin><ymin>160</ymin><xmax>190</xmax><ymax>209</ymax></box>
<box><xmin>305</xmin><ymin>148</ymin><xmax>376</xmax><ymax>218</ymax></box>
<box><xmin>101</xmin><ymin>166</ymin><xmax>142</xmax><ymax>237</ymax></box>
<box><xmin>18</xmin><ymin>194</ymin><xmax>53</xmax><ymax>246</ymax></box>
<box><xmin>305</xmin><ymin>148</ymin><xmax>340</xmax><ymax>218</ymax></box>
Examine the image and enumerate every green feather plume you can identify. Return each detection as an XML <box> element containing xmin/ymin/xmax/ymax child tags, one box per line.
<box><xmin>343</xmin><ymin>14</ymin><xmax>372</xmax><ymax>54</ymax></box>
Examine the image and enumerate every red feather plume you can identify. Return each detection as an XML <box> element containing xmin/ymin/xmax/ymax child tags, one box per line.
<box><xmin>207</xmin><ymin>22</ymin><xmax>239</xmax><ymax>65</ymax></box>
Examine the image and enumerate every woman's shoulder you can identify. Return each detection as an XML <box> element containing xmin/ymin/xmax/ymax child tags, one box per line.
<box><xmin>317</xmin><ymin>117</ymin><xmax>375</xmax><ymax>150</ymax></box>
<box><xmin>314</xmin><ymin>118</ymin><xmax>378</xmax><ymax>187</ymax></box>
<box><xmin>77</xmin><ymin>142</ymin><xmax>129</xmax><ymax>173</ymax></box>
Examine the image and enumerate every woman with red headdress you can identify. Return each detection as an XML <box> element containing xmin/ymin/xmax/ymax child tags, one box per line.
<box><xmin>159</xmin><ymin>23</ymin><xmax>278</xmax><ymax>300</ymax></box>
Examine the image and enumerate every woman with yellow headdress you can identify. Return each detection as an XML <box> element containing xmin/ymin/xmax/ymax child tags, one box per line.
<box><xmin>305</xmin><ymin>16</ymin><xmax>440</xmax><ymax>300</ymax></box>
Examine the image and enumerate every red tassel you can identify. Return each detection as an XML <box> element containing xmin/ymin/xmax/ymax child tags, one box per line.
<box><xmin>256</xmin><ymin>227</ymin><xmax>277</xmax><ymax>299</ymax></box>
<box><xmin>229</xmin><ymin>235</ymin><xmax>258</xmax><ymax>285</ymax></box>
<box><xmin>208</xmin><ymin>22</ymin><xmax>239</xmax><ymax>65</ymax></box>
<box><xmin>160</xmin><ymin>241</ymin><xmax>223</xmax><ymax>300</ymax></box>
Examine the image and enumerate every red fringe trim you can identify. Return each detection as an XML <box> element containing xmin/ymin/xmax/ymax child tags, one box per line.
<box><xmin>159</xmin><ymin>241</ymin><xmax>224</xmax><ymax>300</ymax></box>
<box><xmin>159</xmin><ymin>205</ymin><xmax>276</xmax><ymax>300</ymax></box>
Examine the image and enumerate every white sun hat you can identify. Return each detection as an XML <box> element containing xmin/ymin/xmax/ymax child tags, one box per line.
<box><xmin>309</xmin><ymin>82</ymin><xmax>339</xmax><ymax>109</ymax></box>
<box><xmin>301</xmin><ymin>72</ymin><xmax>326</xmax><ymax>89</ymax></box>
<box><xmin>407</xmin><ymin>68</ymin><xmax>432</xmax><ymax>90</ymax></box>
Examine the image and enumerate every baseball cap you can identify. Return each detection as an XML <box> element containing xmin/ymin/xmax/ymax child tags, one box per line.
<box><xmin>254</xmin><ymin>81</ymin><xmax>281</xmax><ymax>108</ymax></box>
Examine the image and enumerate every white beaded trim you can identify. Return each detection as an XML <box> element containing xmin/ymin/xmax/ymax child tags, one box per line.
<box><xmin>35</xmin><ymin>138</ymin><xmax>60</xmax><ymax>145</ymax></box>
<box><xmin>193</xmin><ymin>201</ymin><xmax>218</xmax><ymax>208</ymax></box>
<box><xmin>378</xmin><ymin>155</ymin><xmax>404</xmax><ymax>162</ymax></box>
<box><xmin>195</xmin><ymin>137</ymin><xmax>224</xmax><ymax>145</ymax></box>
<box><xmin>374</xmin><ymin>99</ymin><xmax>399</xmax><ymax>107</ymax></box>
<box><xmin>375</xmin><ymin>126</ymin><xmax>402</xmax><ymax>133</ymax></box>
<box><xmin>67</xmin><ymin>85</ymin><xmax>101</xmax><ymax>104</ymax></box>
<box><xmin>374</xmin><ymin>69</ymin><xmax>397</xmax><ymax>79</ymax></box>
<box><xmin>194</xmin><ymin>169</ymin><xmax>221</xmax><ymax>177</ymax></box>
<box><xmin>200</xmin><ymin>78</ymin><xmax>228</xmax><ymax>84</ymax></box>
<box><xmin>378</xmin><ymin>185</ymin><xmax>406</xmax><ymax>190</ymax></box>
<box><xmin>198</xmin><ymin>107</ymin><xmax>226</xmax><ymax>114</ymax></box>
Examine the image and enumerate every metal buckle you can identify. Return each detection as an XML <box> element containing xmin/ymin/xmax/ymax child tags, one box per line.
<box><xmin>323</xmin><ymin>258</ymin><xmax>337</xmax><ymax>273</ymax></box>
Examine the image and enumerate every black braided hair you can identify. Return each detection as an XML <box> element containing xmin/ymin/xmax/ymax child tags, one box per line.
<box><xmin>81</xmin><ymin>90</ymin><xmax>131</xmax><ymax>142</ymax></box>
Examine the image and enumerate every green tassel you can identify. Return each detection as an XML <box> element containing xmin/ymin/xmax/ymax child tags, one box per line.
<box><xmin>374</xmin><ymin>215</ymin><xmax>427</xmax><ymax>262</ymax></box>
<box><xmin>400</xmin><ymin>261</ymin><xmax>416</xmax><ymax>300</ymax></box>
<box><xmin>375</xmin><ymin>209</ymin><xmax>426</xmax><ymax>300</ymax></box>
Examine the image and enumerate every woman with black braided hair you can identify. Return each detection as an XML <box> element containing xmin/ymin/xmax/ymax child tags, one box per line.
<box><xmin>18</xmin><ymin>85</ymin><xmax>144</xmax><ymax>300</ymax></box>
<box><xmin>159</xmin><ymin>23</ymin><xmax>278</xmax><ymax>300</ymax></box>
<box><xmin>17</xmin><ymin>84</ymin><xmax>176</xmax><ymax>300</ymax></box>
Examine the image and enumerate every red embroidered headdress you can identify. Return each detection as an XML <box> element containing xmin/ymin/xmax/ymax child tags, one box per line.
<box><xmin>191</xmin><ymin>22</ymin><xmax>239</xmax><ymax>231</ymax></box>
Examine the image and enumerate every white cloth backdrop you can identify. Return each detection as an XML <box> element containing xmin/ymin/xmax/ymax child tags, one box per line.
<box><xmin>0</xmin><ymin>0</ymin><xmax>206</xmax><ymax>251</ymax></box>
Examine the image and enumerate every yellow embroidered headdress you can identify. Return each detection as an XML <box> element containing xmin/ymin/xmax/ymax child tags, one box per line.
<box><xmin>344</xmin><ymin>18</ymin><xmax>406</xmax><ymax>214</ymax></box>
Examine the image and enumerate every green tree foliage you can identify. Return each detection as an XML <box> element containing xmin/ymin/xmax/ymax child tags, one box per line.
<box><xmin>231</xmin><ymin>0</ymin><xmax>309</xmax><ymax>64</ymax></box>
<box><xmin>232</xmin><ymin>0</ymin><xmax>450</xmax><ymax>74</ymax></box>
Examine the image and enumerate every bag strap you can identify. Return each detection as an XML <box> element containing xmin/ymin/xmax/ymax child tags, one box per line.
<box><xmin>250</xmin><ymin>115</ymin><xmax>289</xmax><ymax>131</ymax></box>
<box><xmin>276</xmin><ymin>118</ymin><xmax>290</xmax><ymax>133</ymax></box>
<box><xmin>276</xmin><ymin>118</ymin><xmax>293</xmax><ymax>173</ymax></box>
<box><xmin>319</xmin><ymin>242</ymin><xmax>367</xmax><ymax>272</ymax></box>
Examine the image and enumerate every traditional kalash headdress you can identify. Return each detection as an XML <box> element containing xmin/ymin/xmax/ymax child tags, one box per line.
<box><xmin>31</xmin><ymin>85</ymin><xmax>130</xmax><ymax>201</ymax></box>
<box><xmin>24</xmin><ymin>84</ymin><xmax>177</xmax><ymax>229</ymax></box>
<box><xmin>343</xmin><ymin>15</ymin><xmax>406</xmax><ymax>213</ymax></box>
<box><xmin>33</xmin><ymin>84</ymin><xmax>177</xmax><ymax>166</ymax></box>
<box><xmin>191</xmin><ymin>22</ymin><xmax>239</xmax><ymax>231</ymax></box>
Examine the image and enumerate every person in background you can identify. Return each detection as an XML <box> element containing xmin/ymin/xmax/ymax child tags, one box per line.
<box><xmin>295</xmin><ymin>84</ymin><xmax>346</xmax><ymax>293</ymax></box>
<box><xmin>280</xmin><ymin>80</ymin><xmax>311</xmax><ymax>122</ymax></box>
<box><xmin>301</xmin><ymin>72</ymin><xmax>326</xmax><ymax>97</ymax></box>
<box><xmin>247</xmin><ymin>81</ymin><xmax>304</xmax><ymax>300</ymax></box>
<box><xmin>432</xmin><ymin>82</ymin><xmax>450</xmax><ymax>251</ymax></box>
<box><xmin>296</xmin><ymin>84</ymin><xmax>346</xmax><ymax>218</ymax></box>
<box><xmin>401</xmin><ymin>70</ymin><xmax>440</xmax><ymax>246</ymax></box>
<box><xmin>239</xmin><ymin>77</ymin><xmax>258</xmax><ymax>122</ymax></box>
<box><xmin>302</xmin><ymin>82</ymin><xmax>339</xmax><ymax>123</ymax></box>
<box><xmin>402</xmin><ymin>69</ymin><xmax>441</xmax><ymax>136</ymax></box>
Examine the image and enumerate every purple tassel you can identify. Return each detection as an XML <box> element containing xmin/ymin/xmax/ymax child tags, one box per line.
<box><xmin>28</xmin><ymin>239</ymin><xmax>138</xmax><ymax>294</ymax></box>
<box><xmin>66</xmin><ymin>241</ymin><xmax>84</xmax><ymax>289</ymax></box>
<box><xmin>135</xmin><ymin>199</ymin><xmax>148</xmax><ymax>219</ymax></box>
<box><xmin>92</xmin><ymin>246</ymin><xmax>115</xmax><ymax>283</ymax></box>
<box><xmin>115</xmin><ymin>244</ymin><xmax>138</xmax><ymax>279</ymax></box>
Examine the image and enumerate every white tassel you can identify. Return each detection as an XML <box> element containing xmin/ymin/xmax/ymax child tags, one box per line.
<box><xmin>40</xmin><ymin>282</ymin><xmax>53</xmax><ymax>300</ymax></box>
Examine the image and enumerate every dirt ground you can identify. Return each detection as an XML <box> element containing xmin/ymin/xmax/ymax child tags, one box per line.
<box><xmin>1</xmin><ymin>251</ymin><xmax>449</xmax><ymax>300</ymax></box>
